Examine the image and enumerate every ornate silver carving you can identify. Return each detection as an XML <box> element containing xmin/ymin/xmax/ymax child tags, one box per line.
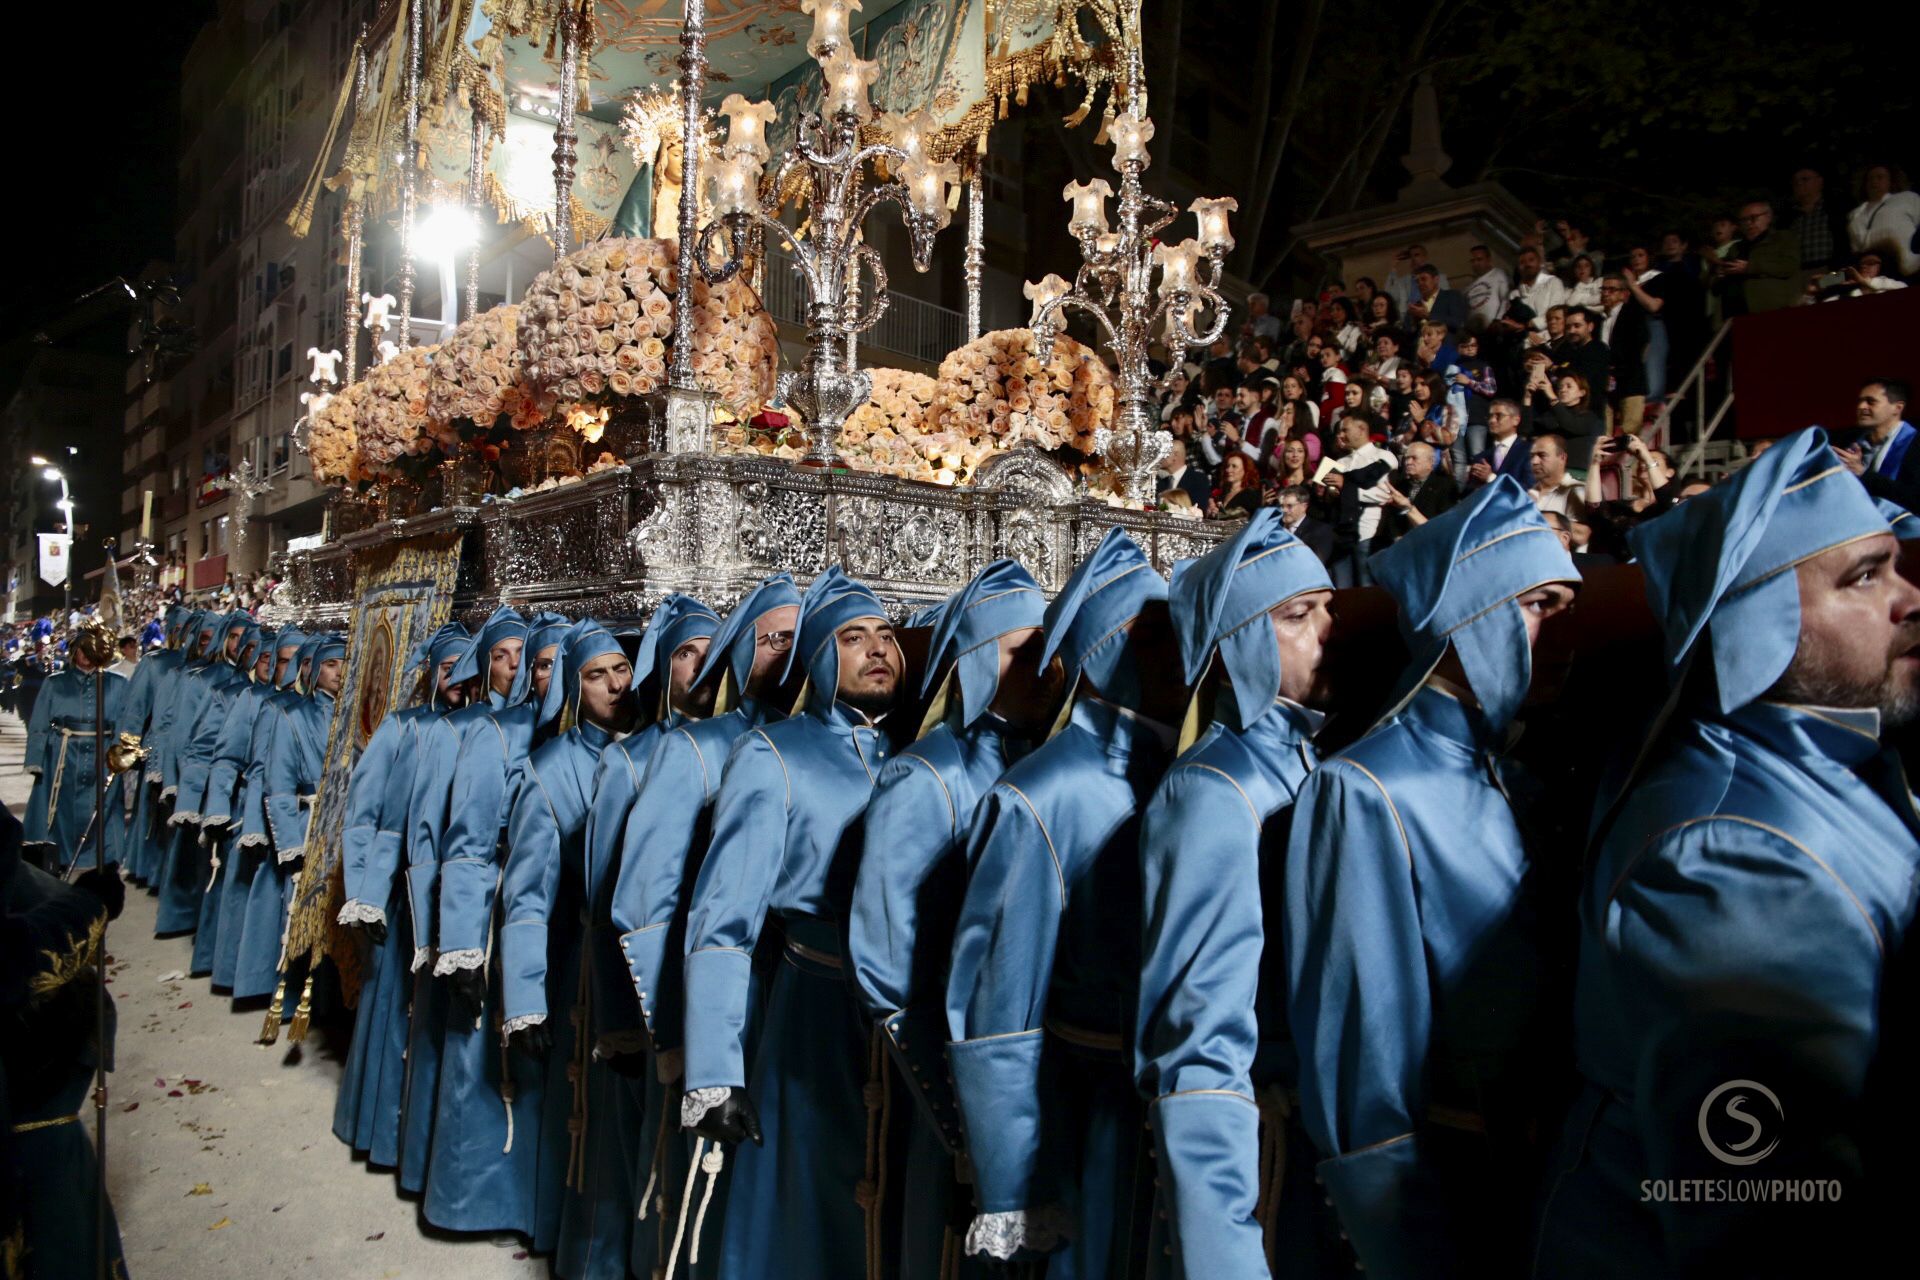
<box><xmin>552</xmin><ymin>0</ymin><xmax>580</xmax><ymax>258</ymax></box>
<box><xmin>966</xmin><ymin>169</ymin><xmax>984</xmax><ymax>342</ymax></box>
<box><xmin>397</xmin><ymin>0</ymin><xmax>423</xmax><ymax>349</ymax></box>
<box><xmin>669</xmin><ymin>0</ymin><xmax>707</xmax><ymax>390</ymax></box>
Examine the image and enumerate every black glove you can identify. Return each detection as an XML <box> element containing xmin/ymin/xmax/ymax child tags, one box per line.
<box><xmin>604</xmin><ymin>1050</ymin><xmax>650</xmax><ymax>1079</ymax></box>
<box><xmin>358</xmin><ymin>916</ymin><xmax>388</xmax><ymax>947</ymax></box>
<box><xmin>447</xmin><ymin>965</ymin><xmax>487</xmax><ymax>1018</ymax></box>
<box><xmin>690</xmin><ymin>1087</ymin><xmax>763</xmax><ymax>1146</ymax></box>
<box><xmin>508</xmin><ymin>1021</ymin><xmax>552</xmax><ymax>1057</ymax></box>
<box><xmin>74</xmin><ymin>864</ymin><xmax>126</xmax><ymax>921</ymax></box>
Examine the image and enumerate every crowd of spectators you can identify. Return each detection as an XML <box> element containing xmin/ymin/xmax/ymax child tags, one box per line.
<box><xmin>1154</xmin><ymin>162</ymin><xmax>1920</xmax><ymax>582</ymax></box>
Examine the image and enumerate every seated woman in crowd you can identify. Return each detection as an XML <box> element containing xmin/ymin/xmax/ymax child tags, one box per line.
<box><xmin>1323</xmin><ymin>297</ymin><xmax>1367</xmax><ymax>359</ymax></box>
<box><xmin>1366</xmin><ymin>290</ymin><xmax>1398</xmax><ymax>339</ymax></box>
<box><xmin>1208</xmin><ymin>452</ymin><xmax>1263</xmax><ymax>520</ymax></box>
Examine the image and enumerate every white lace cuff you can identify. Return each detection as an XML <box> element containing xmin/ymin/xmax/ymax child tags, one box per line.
<box><xmin>238</xmin><ymin>832</ymin><xmax>269</xmax><ymax>849</ymax></box>
<box><xmin>965</xmin><ymin>1206</ymin><xmax>1073</xmax><ymax>1261</ymax></box>
<box><xmin>274</xmin><ymin>844</ymin><xmax>305</xmax><ymax>866</ymax></box>
<box><xmin>170</xmin><ymin>810</ymin><xmax>201</xmax><ymax>826</ymax></box>
<box><xmin>594</xmin><ymin>1029</ymin><xmax>650</xmax><ymax>1059</ymax></box>
<box><xmin>433</xmin><ymin>948</ymin><xmax>485</xmax><ymax>977</ymax></box>
<box><xmin>412</xmin><ymin>947</ymin><xmax>433</xmax><ymax>973</ymax></box>
<box><xmin>681</xmin><ymin>1086</ymin><xmax>731</xmax><ymax>1129</ymax></box>
<box><xmin>144</xmin><ymin>768</ymin><xmax>162</xmax><ymax>783</ymax></box>
<box><xmin>161</xmin><ymin>785</ymin><xmax>178</xmax><ymax>800</ymax></box>
<box><xmin>502</xmin><ymin>1013</ymin><xmax>546</xmax><ymax>1041</ymax></box>
<box><xmin>337</xmin><ymin>900</ymin><xmax>387</xmax><ymax>928</ymax></box>
<box><xmin>201</xmin><ymin>812</ymin><xmax>232</xmax><ymax>828</ymax></box>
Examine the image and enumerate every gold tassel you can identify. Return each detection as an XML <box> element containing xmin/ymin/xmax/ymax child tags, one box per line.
<box><xmin>288</xmin><ymin>972</ymin><xmax>315</xmax><ymax>1043</ymax></box>
<box><xmin>260</xmin><ymin>975</ymin><xmax>287</xmax><ymax>1044</ymax></box>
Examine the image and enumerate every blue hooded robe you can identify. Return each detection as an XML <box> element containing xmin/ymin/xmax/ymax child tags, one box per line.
<box><xmin>256</xmin><ymin>633</ymin><xmax>344</xmax><ymax>996</ymax></box>
<box><xmin>419</xmin><ymin>609</ymin><xmax>566</xmax><ymax>1235</ymax></box>
<box><xmin>1135</xmin><ymin>510</ymin><xmax>1340</xmax><ymax>1280</ymax></box>
<box><xmin>680</xmin><ymin>567</ymin><xmax>898</xmax><ymax>1280</ymax></box>
<box><xmin>332</xmin><ymin>622</ymin><xmax>470</xmax><ymax>1165</ymax></box>
<box><xmin>199</xmin><ymin>626</ymin><xmax>280</xmax><ymax>988</ymax></box>
<box><xmin>217</xmin><ymin>630</ymin><xmax>313</xmax><ymax>999</ymax></box>
<box><xmin>153</xmin><ymin>611</ymin><xmax>251</xmax><ymax>934</ymax></box>
<box><xmin>500</xmin><ymin>619</ymin><xmax>641</xmax><ymax>1275</ymax></box>
<box><xmin>111</xmin><ymin>604</ymin><xmax>191</xmax><ymax>885</ymax></box>
<box><xmin>1534</xmin><ymin>430</ymin><xmax>1920</xmax><ymax>1277</ymax></box>
<box><xmin>183</xmin><ymin>619</ymin><xmax>266</xmax><ymax>975</ymax></box>
<box><xmin>603</xmin><ymin>577</ymin><xmax>798</xmax><ymax>1277</ymax></box>
<box><xmin>945</xmin><ymin>527</ymin><xmax>1179</xmax><ymax>1278</ymax></box>
<box><xmin>1284</xmin><ymin>477</ymin><xmax>1578</xmax><ymax>1280</ymax></box>
<box><xmin>848</xmin><ymin>559</ymin><xmax>1046</xmax><ymax>1280</ymax></box>
<box><xmin>21</xmin><ymin>655</ymin><xmax>127</xmax><ymax>873</ymax></box>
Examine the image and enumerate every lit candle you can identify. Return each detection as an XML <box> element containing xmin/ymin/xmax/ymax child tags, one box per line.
<box><xmin>1109</xmin><ymin>112</ymin><xmax>1155</xmax><ymax>170</ymax></box>
<box><xmin>1023</xmin><ymin>274</ymin><xmax>1071</xmax><ymax>329</ymax></box>
<box><xmin>821</xmin><ymin>48</ymin><xmax>879</xmax><ymax>121</ymax></box>
<box><xmin>1189</xmin><ymin>196</ymin><xmax>1237</xmax><ymax>254</ymax></box>
<box><xmin>141</xmin><ymin>489</ymin><xmax>153</xmax><ymax>541</ymax></box>
<box><xmin>902</xmin><ymin>157</ymin><xmax>958</xmax><ymax>226</ymax></box>
<box><xmin>1062</xmin><ymin>178</ymin><xmax>1113</xmax><ymax>237</ymax></box>
<box><xmin>1154</xmin><ymin>238</ymin><xmax>1202</xmax><ymax>297</ymax></box>
<box><xmin>718</xmin><ymin>93</ymin><xmax>777</xmax><ymax>163</ymax></box>
<box><xmin>803</xmin><ymin>0</ymin><xmax>859</xmax><ymax>59</ymax></box>
<box><xmin>885</xmin><ymin>108</ymin><xmax>938</xmax><ymax>167</ymax></box>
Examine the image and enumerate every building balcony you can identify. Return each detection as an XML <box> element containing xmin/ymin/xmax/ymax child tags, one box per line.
<box><xmin>192</xmin><ymin>552</ymin><xmax>227</xmax><ymax>591</ymax></box>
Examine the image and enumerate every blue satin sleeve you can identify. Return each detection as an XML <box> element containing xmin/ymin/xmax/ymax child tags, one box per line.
<box><xmin>121</xmin><ymin>655</ymin><xmax>157</xmax><ymax>738</ymax></box>
<box><xmin>1604</xmin><ymin>817</ymin><xmax>1883</xmax><ymax>1266</ymax></box>
<box><xmin>23</xmin><ymin>666</ymin><xmax>52</xmax><ymax>773</ymax></box>
<box><xmin>362</xmin><ymin>718</ymin><xmax>426</xmax><ymax>919</ymax></box>
<box><xmin>339</xmin><ymin>712</ymin><xmax>406</xmax><ymax>909</ymax></box>
<box><xmin>609</xmin><ymin>729</ymin><xmax>712</xmax><ymax>1050</ymax></box>
<box><xmin>437</xmin><ymin>717</ymin><xmax>517</xmax><ymax>961</ymax></box>
<box><xmin>404</xmin><ymin>716</ymin><xmax>462</xmax><ymax>956</ymax></box>
<box><xmin>681</xmin><ymin>729</ymin><xmax>787</xmax><ymax>1092</ymax></box>
<box><xmin>582</xmin><ymin>741</ymin><xmax>642</xmax><ymax>1043</ymax></box>
<box><xmin>499</xmin><ymin>758</ymin><xmax>563</xmax><ymax>1028</ymax></box>
<box><xmin>202</xmin><ymin>688</ymin><xmax>260</xmax><ymax>826</ymax></box>
<box><xmin>1136</xmin><ymin>763</ymin><xmax>1269</xmax><ymax>1279</ymax></box>
<box><xmin>173</xmin><ymin>681</ymin><xmax>237</xmax><ymax>823</ymax></box>
<box><xmin>944</xmin><ymin>784</ymin><xmax>1064</xmax><ymax>1218</ymax></box>
<box><xmin>263</xmin><ymin>704</ymin><xmax>318</xmax><ymax>859</ymax></box>
<box><xmin>235</xmin><ymin>707</ymin><xmax>282</xmax><ymax>848</ymax></box>
<box><xmin>159</xmin><ymin>679</ymin><xmax>209</xmax><ymax>794</ymax></box>
<box><xmin>1284</xmin><ymin>759</ymin><xmax>1437</xmax><ymax>1280</ymax></box>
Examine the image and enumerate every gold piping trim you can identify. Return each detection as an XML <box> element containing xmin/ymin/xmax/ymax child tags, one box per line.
<box><xmin>1327</xmin><ymin>758</ymin><xmax>1414</xmax><ymax>871</ymax></box>
<box><xmin>1000</xmin><ymin>782</ymin><xmax>1066</xmax><ymax>904</ymax></box>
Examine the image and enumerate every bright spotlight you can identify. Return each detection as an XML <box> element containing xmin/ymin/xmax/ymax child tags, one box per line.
<box><xmin>416</xmin><ymin>204</ymin><xmax>479</xmax><ymax>260</ymax></box>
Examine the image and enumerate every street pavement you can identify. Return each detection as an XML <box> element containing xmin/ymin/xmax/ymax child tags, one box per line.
<box><xmin>2</xmin><ymin>709</ymin><xmax>546</xmax><ymax>1279</ymax></box>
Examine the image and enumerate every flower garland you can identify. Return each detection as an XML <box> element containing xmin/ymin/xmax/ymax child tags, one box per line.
<box><xmin>428</xmin><ymin>304</ymin><xmax>552</xmax><ymax>430</ymax></box>
<box><xmin>309</xmin><ymin>381</ymin><xmax>367</xmax><ymax>485</ymax></box>
<box><xmin>928</xmin><ymin>328</ymin><xmax>1114</xmax><ymax>455</ymax></box>
<box><xmin>358</xmin><ymin>345</ymin><xmax>445</xmax><ymax>473</ymax></box>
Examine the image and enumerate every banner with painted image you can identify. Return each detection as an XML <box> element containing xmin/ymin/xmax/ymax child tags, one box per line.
<box><xmin>284</xmin><ymin>532</ymin><xmax>462</xmax><ymax>1005</ymax></box>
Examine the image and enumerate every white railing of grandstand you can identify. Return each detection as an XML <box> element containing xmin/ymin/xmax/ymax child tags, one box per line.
<box><xmin>1656</xmin><ymin>319</ymin><xmax>1736</xmax><ymax>479</ymax></box>
<box><xmin>761</xmin><ymin>244</ymin><xmax>964</xmax><ymax>366</ymax></box>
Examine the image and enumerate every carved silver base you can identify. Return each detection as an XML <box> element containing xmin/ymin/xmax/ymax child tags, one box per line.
<box><xmin>279</xmin><ymin>448</ymin><xmax>1226</xmax><ymax>624</ymax></box>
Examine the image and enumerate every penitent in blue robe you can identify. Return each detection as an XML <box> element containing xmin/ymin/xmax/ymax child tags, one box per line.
<box><xmin>112</xmin><ymin>644</ymin><xmax>182</xmax><ymax>885</ymax></box>
<box><xmin>224</xmin><ymin>683</ymin><xmax>307</xmax><ymax>999</ymax></box>
<box><xmin>21</xmin><ymin>665</ymin><xmax>127</xmax><ymax>872</ymax></box>
<box><xmin>260</xmin><ymin>686</ymin><xmax>335</xmax><ymax>973</ymax></box>
<box><xmin>173</xmin><ymin>654</ymin><xmax>252</xmax><ymax>974</ymax></box>
<box><xmin>1136</xmin><ymin>703</ymin><xmax>1335</xmax><ymax>1280</ymax></box>
<box><xmin>502</xmin><ymin>714</ymin><xmax>625</xmax><ymax>1272</ymax></box>
<box><xmin>332</xmin><ymin>701</ymin><xmax>439</xmax><ymax>1164</ymax></box>
<box><xmin>423</xmin><ymin>697</ymin><xmax>552</xmax><ymax>1235</ymax></box>
<box><xmin>202</xmin><ymin>668</ymin><xmax>284</xmax><ymax>991</ymax></box>
<box><xmin>153</xmin><ymin>618</ymin><xmax>249</xmax><ymax>935</ymax></box>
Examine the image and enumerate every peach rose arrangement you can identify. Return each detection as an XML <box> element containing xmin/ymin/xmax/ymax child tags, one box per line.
<box><xmin>358</xmin><ymin>344</ymin><xmax>443</xmax><ymax>472</ymax></box>
<box><xmin>428</xmin><ymin>303</ymin><xmax>552</xmax><ymax>431</ymax></box>
<box><xmin>928</xmin><ymin>328</ymin><xmax>1115</xmax><ymax>455</ymax></box>
<box><xmin>518</xmin><ymin>237</ymin><xmax>779</xmax><ymax>413</ymax></box>
<box><xmin>309</xmin><ymin>382</ymin><xmax>367</xmax><ymax>485</ymax></box>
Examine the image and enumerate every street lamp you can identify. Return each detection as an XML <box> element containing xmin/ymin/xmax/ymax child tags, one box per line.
<box><xmin>30</xmin><ymin>457</ymin><xmax>74</xmax><ymax>615</ymax></box>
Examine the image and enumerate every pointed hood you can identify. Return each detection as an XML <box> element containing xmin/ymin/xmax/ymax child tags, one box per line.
<box><xmin>272</xmin><ymin>628</ymin><xmax>308</xmax><ymax>689</ymax></box>
<box><xmin>918</xmin><ymin>559</ymin><xmax>1047</xmax><ymax>736</ymax></box>
<box><xmin>691</xmin><ymin>573</ymin><xmax>804</xmax><ymax>714</ymax></box>
<box><xmin>290</xmin><ymin>632</ymin><xmax>328</xmax><ymax>695</ymax></box>
<box><xmin>448</xmin><ymin>605</ymin><xmax>532</xmax><ymax>703</ymax></box>
<box><xmin>539</xmin><ymin>618</ymin><xmax>629</xmax><ymax>731</ymax></box>
<box><xmin>1169</xmin><ymin>508</ymin><xmax>1333</xmax><ymax>739</ymax></box>
<box><xmin>1368</xmin><ymin>475</ymin><xmax>1579</xmax><ymax>733</ymax></box>
<box><xmin>165</xmin><ymin>605</ymin><xmax>192</xmax><ymax>643</ymax></box>
<box><xmin>790</xmin><ymin>567</ymin><xmax>891</xmax><ymax>719</ymax></box>
<box><xmin>522</xmin><ymin>611</ymin><xmax>574</xmax><ymax>711</ymax></box>
<box><xmin>1877</xmin><ymin>497</ymin><xmax>1920</xmax><ymax>541</ymax></box>
<box><xmin>634</xmin><ymin>594</ymin><xmax>721</xmax><ymax>721</ymax></box>
<box><xmin>1628</xmin><ymin>428</ymin><xmax>1890</xmax><ymax>713</ymax></box>
<box><xmin>1039</xmin><ymin>526</ymin><xmax>1167</xmax><ymax>722</ymax></box>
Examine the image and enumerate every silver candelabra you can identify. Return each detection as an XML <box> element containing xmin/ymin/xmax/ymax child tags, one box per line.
<box><xmin>692</xmin><ymin>1</ymin><xmax>956</xmax><ymax>468</ymax></box>
<box><xmin>1028</xmin><ymin>106</ymin><xmax>1236</xmax><ymax>504</ymax></box>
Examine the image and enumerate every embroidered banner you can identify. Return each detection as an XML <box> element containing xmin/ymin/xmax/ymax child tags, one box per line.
<box><xmin>284</xmin><ymin>532</ymin><xmax>462</xmax><ymax>1004</ymax></box>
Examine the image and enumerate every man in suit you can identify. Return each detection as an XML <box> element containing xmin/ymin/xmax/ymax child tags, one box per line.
<box><xmin>1403</xmin><ymin>264</ymin><xmax>1469</xmax><ymax>336</ymax></box>
<box><xmin>1376</xmin><ymin>440</ymin><xmax>1459</xmax><ymax>546</ymax></box>
<box><xmin>1466</xmin><ymin>399</ymin><xmax>1532</xmax><ymax>491</ymax></box>
<box><xmin>1598</xmin><ymin>274</ymin><xmax>1651</xmax><ymax>435</ymax></box>
<box><xmin>1275</xmin><ymin>485</ymin><xmax>1335</xmax><ymax>565</ymax></box>
<box><xmin>1156</xmin><ymin>439</ymin><xmax>1213</xmax><ymax>509</ymax></box>
<box><xmin>1836</xmin><ymin>376</ymin><xmax>1920</xmax><ymax>513</ymax></box>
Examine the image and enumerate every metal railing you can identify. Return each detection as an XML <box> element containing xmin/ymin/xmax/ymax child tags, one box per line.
<box><xmin>760</xmin><ymin>244</ymin><xmax>964</xmax><ymax>366</ymax></box>
<box><xmin>1653</xmin><ymin>319</ymin><xmax>1737</xmax><ymax>479</ymax></box>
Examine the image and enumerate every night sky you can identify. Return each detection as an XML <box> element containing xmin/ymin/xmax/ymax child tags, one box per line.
<box><xmin>2</xmin><ymin>2</ymin><xmax>216</xmax><ymax>379</ymax></box>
